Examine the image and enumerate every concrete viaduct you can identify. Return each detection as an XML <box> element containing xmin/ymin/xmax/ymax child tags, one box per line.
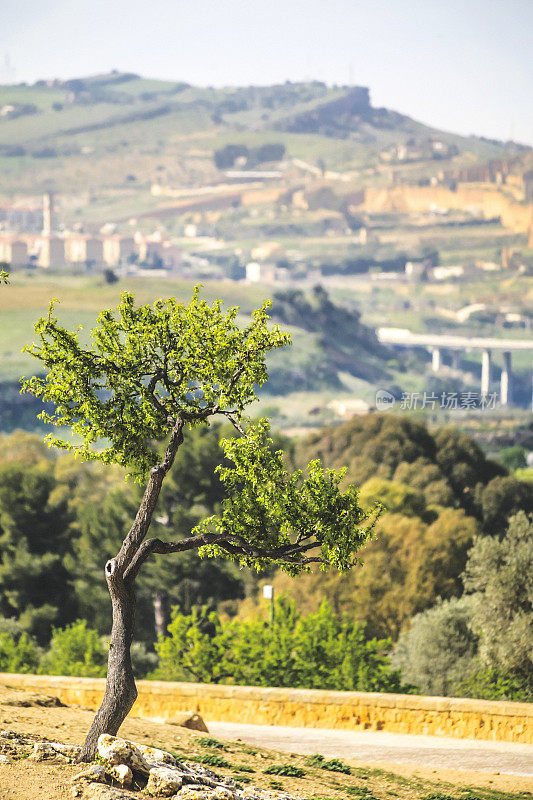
<box><xmin>377</xmin><ymin>328</ymin><xmax>533</xmax><ymax>406</ymax></box>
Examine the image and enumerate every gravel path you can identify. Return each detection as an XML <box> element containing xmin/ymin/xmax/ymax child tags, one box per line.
<box><xmin>209</xmin><ymin>720</ymin><xmax>533</xmax><ymax>777</ymax></box>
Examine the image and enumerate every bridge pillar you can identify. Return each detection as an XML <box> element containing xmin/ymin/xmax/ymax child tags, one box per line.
<box><xmin>431</xmin><ymin>347</ymin><xmax>442</xmax><ymax>372</ymax></box>
<box><xmin>451</xmin><ymin>350</ymin><xmax>460</xmax><ymax>370</ymax></box>
<box><xmin>481</xmin><ymin>349</ymin><xmax>491</xmax><ymax>396</ymax></box>
<box><xmin>501</xmin><ymin>350</ymin><xmax>512</xmax><ymax>406</ymax></box>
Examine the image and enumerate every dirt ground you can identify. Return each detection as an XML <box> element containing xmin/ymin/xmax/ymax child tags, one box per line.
<box><xmin>0</xmin><ymin>683</ymin><xmax>531</xmax><ymax>800</ymax></box>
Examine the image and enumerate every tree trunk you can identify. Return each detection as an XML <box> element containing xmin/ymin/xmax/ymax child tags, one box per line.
<box><xmin>79</xmin><ymin>558</ymin><xmax>138</xmax><ymax>762</ymax></box>
<box><xmin>153</xmin><ymin>590</ymin><xmax>171</xmax><ymax>638</ymax></box>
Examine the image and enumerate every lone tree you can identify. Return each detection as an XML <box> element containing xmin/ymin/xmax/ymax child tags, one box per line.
<box><xmin>22</xmin><ymin>289</ymin><xmax>377</xmax><ymax>761</ymax></box>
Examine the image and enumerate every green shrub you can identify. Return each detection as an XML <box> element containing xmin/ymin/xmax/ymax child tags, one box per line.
<box><xmin>155</xmin><ymin>598</ymin><xmax>407</xmax><ymax>693</ymax></box>
<box><xmin>39</xmin><ymin>620</ymin><xmax>107</xmax><ymax>677</ymax></box>
<box><xmin>0</xmin><ymin>632</ymin><xmax>40</xmax><ymax>673</ymax></box>
<box><xmin>198</xmin><ymin>737</ymin><xmax>227</xmax><ymax>750</ymax></box>
<box><xmin>264</xmin><ymin>764</ymin><xmax>306</xmax><ymax>777</ymax></box>
<box><xmin>499</xmin><ymin>446</ymin><xmax>527</xmax><ymax>471</ymax></box>
<box><xmin>455</xmin><ymin>667</ymin><xmax>532</xmax><ymax>702</ymax></box>
<box><xmin>320</xmin><ymin>759</ymin><xmax>352</xmax><ymax>774</ymax></box>
<box><xmin>391</xmin><ymin>597</ymin><xmax>478</xmax><ymax>696</ymax></box>
<box><xmin>195</xmin><ymin>754</ymin><xmax>230</xmax><ymax>768</ymax></box>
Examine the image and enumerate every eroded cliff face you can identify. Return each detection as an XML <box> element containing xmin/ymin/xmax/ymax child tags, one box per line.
<box><xmin>361</xmin><ymin>183</ymin><xmax>533</xmax><ymax>236</ymax></box>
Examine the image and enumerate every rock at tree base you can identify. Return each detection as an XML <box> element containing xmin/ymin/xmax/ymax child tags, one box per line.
<box><xmin>136</xmin><ymin>743</ymin><xmax>177</xmax><ymax>767</ymax></box>
<box><xmin>81</xmin><ymin>786</ymin><xmax>137</xmax><ymax>800</ymax></box>
<box><xmin>175</xmin><ymin>790</ymin><xmax>217</xmax><ymax>800</ymax></box>
<box><xmin>73</xmin><ymin>764</ymin><xmax>107</xmax><ymax>784</ymax></box>
<box><xmin>108</xmin><ymin>764</ymin><xmax>133</xmax><ymax>788</ymax></box>
<box><xmin>146</xmin><ymin>765</ymin><xmax>183</xmax><ymax>796</ymax></box>
<box><xmin>97</xmin><ymin>734</ymin><xmax>150</xmax><ymax>774</ymax></box>
<box><xmin>166</xmin><ymin>712</ymin><xmax>209</xmax><ymax>732</ymax></box>
<box><xmin>86</xmin><ymin>734</ymin><xmax>302</xmax><ymax>800</ymax></box>
<box><xmin>30</xmin><ymin>741</ymin><xmax>82</xmax><ymax>761</ymax></box>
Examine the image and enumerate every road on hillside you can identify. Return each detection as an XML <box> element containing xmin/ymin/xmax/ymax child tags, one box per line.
<box><xmin>208</xmin><ymin>721</ymin><xmax>533</xmax><ymax>777</ymax></box>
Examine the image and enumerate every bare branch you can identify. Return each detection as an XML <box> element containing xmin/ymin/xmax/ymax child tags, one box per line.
<box><xmin>124</xmin><ymin>532</ymin><xmax>218</xmax><ymax>581</ymax></box>
<box><xmin>124</xmin><ymin>526</ymin><xmax>328</xmax><ymax>584</ymax></box>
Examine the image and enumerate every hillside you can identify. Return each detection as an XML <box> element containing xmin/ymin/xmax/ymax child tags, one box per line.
<box><xmin>0</xmin><ymin>72</ymin><xmax>523</xmax><ymax>209</ymax></box>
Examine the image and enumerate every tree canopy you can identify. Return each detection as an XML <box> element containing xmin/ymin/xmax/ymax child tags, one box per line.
<box><xmin>23</xmin><ymin>289</ymin><xmax>289</xmax><ymax>479</ymax></box>
<box><xmin>21</xmin><ymin>288</ymin><xmax>380</xmax><ymax>758</ymax></box>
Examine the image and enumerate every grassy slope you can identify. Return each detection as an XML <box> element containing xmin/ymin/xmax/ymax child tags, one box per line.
<box><xmin>0</xmin><ymin>75</ymin><xmax>514</xmax><ymax>205</ymax></box>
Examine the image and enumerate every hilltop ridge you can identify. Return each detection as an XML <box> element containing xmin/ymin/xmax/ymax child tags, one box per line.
<box><xmin>0</xmin><ymin>72</ymin><xmax>527</xmax><ymax>202</ymax></box>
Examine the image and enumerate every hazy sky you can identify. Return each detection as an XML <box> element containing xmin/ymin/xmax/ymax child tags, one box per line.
<box><xmin>2</xmin><ymin>0</ymin><xmax>533</xmax><ymax>144</ymax></box>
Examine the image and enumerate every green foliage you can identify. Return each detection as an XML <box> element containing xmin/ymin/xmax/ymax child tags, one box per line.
<box><xmin>0</xmin><ymin>269</ymin><xmax>9</xmax><ymax>285</ymax></box>
<box><xmin>195</xmin><ymin>419</ymin><xmax>377</xmax><ymax>576</ymax></box>
<box><xmin>267</xmin><ymin>286</ymin><xmax>388</xmax><ymax>393</ymax></box>
<box><xmin>475</xmin><ymin>476</ymin><xmax>533</xmax><ymax>536</ymax></box>
<box><xmin>359</xmin><ymin>478</ymin><xmax>425</xmax><ymax>517</ymax></box>
<box><xmin>499</xmin><ymin>446</ymin><xmax>527</xmax><ymax>471</ymax></box>
<box><xmin>295</xmin><ymin>415</ymin><xmax>507</xmax><ymax>522</ymax></box>
<box><xmin>22</xmin><ymin>288</ymin><xmax>289</xmax><ymax>481</ymax></box>
<box><xmin>391</xmin><ymin>597</ymin><xmax>479</xmax><ymax>696</ymax></box>
<box><xmin>197</xmin><ymin>737</ymin><xmax>227</xmax><ymax>750</ymax></box>
<box><xmin>264</xmin><ymin>764</ymin><xmax>306</xmax><ymax>777</ymax></box>
<box><xmin>284</xmin><ymin>414</ymin><xmax>530</xmax><ymax>637</ymax></box>
<box><xmin>305</xmin><ymin>754</ymin><xmax>324</xmax><ymax>766</ymax></box>
<box><xmin>394</xmin><ymin>511</ymin><xmax>533</xmax><ymax>701</ymax></box>
<box><xmin>194</xmin><ymin>753</ymin><xmax>230</xmax><ymax>768</ymax></box>
<box><xmin>0</xmin><ymin>462</ymin><xmax>75</xmax><ymax>642</ymax></box>
<box><xmin>271</xmin><ymin>504</ymin><xmax>479</xmax><ymax>640</ymax></box>
<box><xmin>153</xmin><ymin>606</ymin><xmax>231</xmax><ymax>683</ymax></box>
<box><xmin>319</xmin><ymin>759</ymin><xmax>352</xmax><ymax>774</ymax></box>
<box><xmin>0</xmin><ymin>632</ymin><xmax>40</xmax><ymax>673</ymax></box>
<box><xmin>462</xmin><ymin>511</ymin><xmax>533</xmax><ymax>696</ymax></box>
<box><xmin>154</xmin><ymin>597</ymin><xmax>406</xmax><ymax>692</ymax></box>
<box><xmin>455</xmin><ymin>666</ymin><xmax>532</xmax><ymax>703</ymax></box>
<box><xmin>39</xmin><ymin>620</ymin><xmax>107</xmax><ymax>677</ymax></box>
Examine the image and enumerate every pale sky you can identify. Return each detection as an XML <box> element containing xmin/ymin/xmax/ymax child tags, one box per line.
<box><xmin>2</xmin><ymin>0</ymin><xmax>533</xmax><ymax>145</ymax></box>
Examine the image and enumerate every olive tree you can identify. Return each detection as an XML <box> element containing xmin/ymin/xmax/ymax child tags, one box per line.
<box><xmin>22</xmin><ymin>289</ymin><xmax>377</xmax><ymax>760</ymax></box>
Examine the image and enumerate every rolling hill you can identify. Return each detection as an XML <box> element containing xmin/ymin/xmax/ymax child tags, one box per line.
<box><xmin>0</xmin><ymin>71</ymin><xmax>524</xmax><ymax>212</ymax></box>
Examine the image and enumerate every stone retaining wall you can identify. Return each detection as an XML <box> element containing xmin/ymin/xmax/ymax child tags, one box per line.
<box><xmin>1</xmin><ymin>673</ymin><xmax>531</xmax><ymax>744</ymax></box>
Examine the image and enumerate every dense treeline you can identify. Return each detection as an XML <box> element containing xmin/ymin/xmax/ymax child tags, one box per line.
<box><xmin>0</xmin><ymin>426</ymin><xmax>246</xmax><ymax>646</ymax></box>
<box><xmin>0</xmin><ymin>415</ymin><xmax>531</xmax><ymax>698</ymax></box>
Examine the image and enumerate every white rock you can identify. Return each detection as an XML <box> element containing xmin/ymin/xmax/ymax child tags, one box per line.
<box><xmin>108</xmin><ymin>764</ymin><xmax>133</xmax><ymax>788</ymax></box>
<box><xmin>241</xmin><ymin>790</ymin><xmax>261</xmax><ymax>800</ymax></box>
<box><xmin>97</xmin><ymin>734</ymin><xmax>149</xmax><ymax>774</ymax></box>
<box><xmin>212</xmin><ymin>788</ymin><xmax>236</xmax><ymax>800</ymax></box>
<box><xmin>175</xmin><ymin>789</ymin><xmax>217</xmax><ymax>800</ymax></box>
<box><xmin>136</xmin><ymin>744</ymin><xmax>176</xmax><ymax>767</ymax></box>
<box><xmin>0</xmin><ymin>754</ymin><xmax>12</xmax><ymax>763</ymax></box>
<box><xmin>30</xmin><ymin>741</ymin><xmax>82</xmax><ymax>761</ymax></box>
<box><xmin>146</xmin><ymin>765</ymin><xmax>183</xmax><ymax>796</ymax></box>
<box><xmin>72</xmin><ymin>764</ymin><xmax>107</xmax><ymax>784</ymax></box>
<box><xmin>179</xmin><ymin>761</ymin><xmax>219</xmax><ymax>786</ymax></box>
<box><xmin>79</xmin><ymin>785</ymin><xmax>135</xmax><ymax>799</ymax></box>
